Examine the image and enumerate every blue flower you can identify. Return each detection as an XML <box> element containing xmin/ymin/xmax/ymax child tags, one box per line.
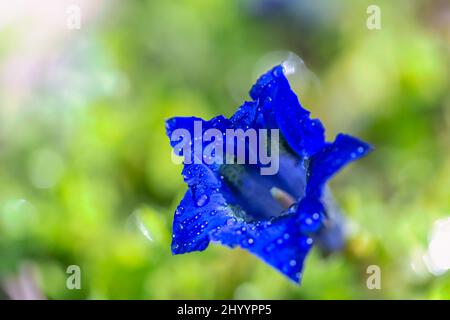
<box><xmin>165</xmin><ymin>65</ymin><xmax>372</xmax><ymax>283</ymax></box>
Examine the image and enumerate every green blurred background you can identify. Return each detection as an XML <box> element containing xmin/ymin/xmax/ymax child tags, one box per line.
<box><xmin>0</xmin><ymin>0</ymin><xmax>449</xmax><ymax>299</ymax></box>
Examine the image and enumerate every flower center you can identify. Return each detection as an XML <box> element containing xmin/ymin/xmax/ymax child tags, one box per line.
<box><xmin>218</xmin><ymin>151</ymin><xmax>308</xmax><ymax>222</ymax></box>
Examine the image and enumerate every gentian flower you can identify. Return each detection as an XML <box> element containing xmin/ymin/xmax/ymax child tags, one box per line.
<box><xmin>165</xmin><ymin>65</ymin><xmax>372</xmax><ymax>283</ymax></box>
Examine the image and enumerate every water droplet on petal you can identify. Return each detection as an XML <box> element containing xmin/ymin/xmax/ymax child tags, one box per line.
<box><xmin>264</xmin><ymin>243</ymin><xmax>275</xmax><ymax>253</ymax></box>
<box><xmin>299</xmin><ymin>236</ymin><xmax>313</xmax><ymax>249</ymax></box>
<box><xmin>195</xmin><ymin>194</ymin><xmax>209</xmax><ymax>207</ymax></box>
<box><xmin>175</xmin><ymin>206</ymin><xmax>185</xmax><ymax>216</ymax></box>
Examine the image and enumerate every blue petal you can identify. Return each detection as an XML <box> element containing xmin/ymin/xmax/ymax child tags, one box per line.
<box><xmin>166</xmin><ymin>115</ymin><xmax>230</xmax><ymax>138</ymax></box>
<box><xmin>210</xmin><ymin>213</ymin><xmax>314</xmax><ymax>283</ymax></box>
<box><xmin>306</xmin><ymin>133</ymin><xmax>373</xmax><ymax>198</ymax></box>
<box><xmin>229</xmin><ymin>101</ymin><xmax>259</xmax><ymax>129</ymax></box>
<box><xmin>171</xmin><ymin>164</ymin><xmax>234</xmax><ymax>254</ymax></box>
<box><xmin>250</xmin><ymin>65</ymin><xmax>326</xmax><ymax>156</ymax></box>
<box><xmin>172</xmin><ymin>189</ymin><xmax>233</xmax><ymax>254</ymax></box>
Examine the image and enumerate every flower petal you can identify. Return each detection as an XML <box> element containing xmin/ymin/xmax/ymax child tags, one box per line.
<box><xmin>306</xmin><ymin>133</ymin><xmax>373</xmax><ymax>198</ymax></box>
<box><xmin>250</xmin><ymin>65</ymin><xmax>325</xmax><ymax>156</ymax></box>
<box><xmin>210</xmin><ymin>214</ymin><xmax>314</xmax><ymax>283</ymax></box>
<box><xmin>229</xmin><ymin>101</ymin><xmax>259</xmax><ymax>129</ymax></box>
<box><xmin>171</xmin><ymin>189</ymin><xmax>233</xmax><ymax>254</ymax></box>
<box><xmin>166</xmin><ymin>115</ymin><xmax>230</xmax><ymax>138</ymax></box>
<box><xmin>172</xmin><ymin>165</ymin><xmax>234</xmax><ymax>254</ymax></box>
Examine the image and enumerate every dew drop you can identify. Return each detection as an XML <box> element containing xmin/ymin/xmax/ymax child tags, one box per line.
<box><xmin>175</xmin><ymin>206</ymin><xmax>184</xmax><ymax>216</ymax></box>
<box><xmin>195</xmin><ymin>194</ymin><xmax>209</xmax><ymax>207</ymax></box>
<box><xmin>289</xmin><ymin>259</ymin><xmax>297</xmax><ymax>267</ymax></box>
<box><xmin>247</xmin><ymin>238</ymin><xmax>254</xmax><ymax>245</ymax></box>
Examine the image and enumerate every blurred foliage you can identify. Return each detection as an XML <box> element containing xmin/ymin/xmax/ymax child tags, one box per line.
<box><xmin>0</xmin><ymin>0</ymin><xmax>449</xmax><ymax>299</ymax></box>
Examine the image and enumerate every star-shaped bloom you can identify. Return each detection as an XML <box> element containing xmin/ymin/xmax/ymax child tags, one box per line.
<box><xmin>165</xmin><ymin>65</ymin><xmax>372</xmax><ymax>283</ymax></box>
